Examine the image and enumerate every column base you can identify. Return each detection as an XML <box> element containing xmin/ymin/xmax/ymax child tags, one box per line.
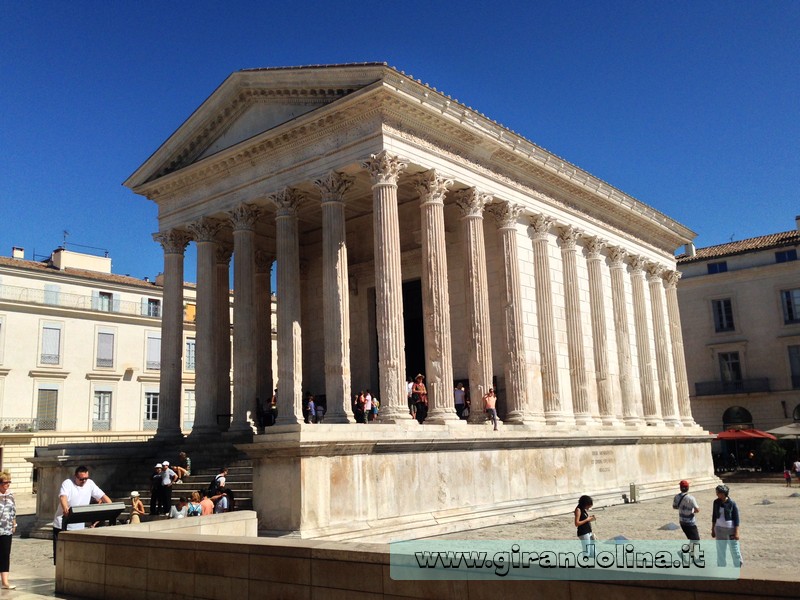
<box><xmin>187</xmin><ymin>425</ymin><xmax>223</xmax><ymax>441</ymax></box>
<box><xmin>662</xmin><ymin>417</ymin><xmax>682</xmax><ymax>427</ymax></box>
<box><xmin>681</xmin><ymin>418</ymin><xmax>698</xmax><ymax>428</ymax></box>
<box><xmin>276</xmin><ymin>416</ymin><xmax>304</xmax><ymax>426</ymax></box>
<box><xmin>224</xmin><ymin>426</ymin><xmax>254</xmax><ymax>443</ymax></box>
<box><xmin>573</xmin><ymin>413</ymin><xmax>595</xmax><ymax>426</ymax></box>
<box><xmin>151</xmin><ymin>428</ymin><xmax>185</xmax><ymax>443</ymax></box>
<box><xmin>504</xmin><ymin>410</ymin><xmax>525</xmax><ymax>425</ymax></box>
<box><xmin>323</xmin><ymin>413</ymin><xmax>356</xmax><ymax>424</ymax></box>
<box><xmin>544</xmin><ymin>411</ymin><xmax>568</xmax><ymax>426</ymax></box>
<box><xmin>425</xmin><ymin>409</ymin><xmax>460</xmax><ymax>425</ymax></box>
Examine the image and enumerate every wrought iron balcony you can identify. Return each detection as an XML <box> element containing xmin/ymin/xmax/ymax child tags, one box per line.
<box><xmin>0</xmin><ymin>283</ymin><xmax>159</xmax><ymax>318</ymax></box>
<box><xmin>695</xmin><ymin>378</ymin><xmax>770</xmax><ymax>396</ymax></box>
<box><xmin>0</xmin><ymin>418</ymin><xmax>41</xmax><ymax>433</ymax></box>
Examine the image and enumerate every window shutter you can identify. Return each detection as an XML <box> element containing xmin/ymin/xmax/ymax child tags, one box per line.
<box><xmin>42</xmin><ymin>326</ymin><xmax>61</xmax><ymax>363</ymax></box>
<box><xmin>97</xmin><ymin>332</ymin><xmax>114</xmax><ymax>367</ymax></box>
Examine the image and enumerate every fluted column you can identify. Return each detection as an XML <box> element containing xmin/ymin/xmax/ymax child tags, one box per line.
<box><xmin>153</xmin><ymin>229</ymin><xmax>190</xmax><ymax>440</ymax></box>
<box><xmin>608</xmin><ymin>247</ymin><xmax>641</xmax><ymax>425</ymax></box>
<box><xmin>665</xmin><ymin>270</ymin><xmax>695</xmax><ymax>426</ymax></box>
<box><xmin>254</xmin><ymin>250</ymin><xmax>274</xmax><ymax>428</ymax></box>
<box><xmin>215</xmin><ymin>244</ymin><xmax>232</xmax><ymax>431</ymax></box>
<box><xmin>362</xmin><ymin>152</ymin><xmax>408</xmax><ymax>422</ymax></box>
<box><xmin>585</xmin><ymin>237</ymin><xmax>616</xmax><ymax>426</ymax></box>
<box><xmin>630</xmin><ymin>255</ymin><xmax>659</xmax><ymax>425</ymax></box>
<box><xmin>488</xmin><ymin>202</ymin><xmax>531</xmax><ymax>425</ymax></box>
<box><xmin>229</xmin><ymin>203</ymin><xmax>261</xmax><ymax>436</ymax></box>
<box><xmin>187</xmin><ymin>218</ymin><xmax>224</xmax><ymax>438</ymax></box>
<box><xmin>454</xmin><ymin>188</ymin><xmax>495</xmax><ymax>425</ymax></box>
<box><xmin>529</xmin><ymin>214</ymin><xmax>563</xmax><ymax>424</ymax></box>
<box><xmin>314</xmin><ymin>171</ymin><xmax>355</xmax><ymax>424</ymax></box>
<box><xmin>271</xmin><ymin>188</ymin><xmax>305</xmax><ymax>425</ymax></box>
<box><xmin>415</xmin><ymin>171</ymin><xmax>457</xmax><ymax>424</ymax></box>
<box><xmin>647</xmin><ymin>263</ymin><xmax>680</xmax><ymax>426</ymax></box>
<box><xmin>558</xmin><ymin>225</ymin><xmax>592</xmax><ymax>425</ymax></box>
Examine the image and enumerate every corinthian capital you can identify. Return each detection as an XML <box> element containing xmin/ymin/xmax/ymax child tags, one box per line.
<box><xmin>528</xmin><ymin>213</ymin><xmax>554</xmax><ymax>240</ymax></box>
<box><xmin>629</xmin><ymin>254</ymin><xmax>647</xmax><ymax>274</ymax></box>
<box><xmin>228</xmin><ymin>203</ymin><xmax>261</xmax><ymax>231</ymax></box>
<box><xmin>414</xmin><ymin>170</ymin><xmax>453</xmax><ymax>205</ymax></box>
<box><xmin>454</xmin><ymin>188</ymin><xmax>492</xmax><ymax>218</ymax></box>
<box><xmin>557</xmin><ymin>225</ymin><xmax>582</xmax><ymax>250</ymax></box>
<box><xmin>269</xmin><ymin>188</ymin><xmax>305</xmax><ymax>218</ymax></box>
<box><xmin>646</xmin><ymin>262</ymin><xmax>666</xmax><ymax>282</ymax></box>
<box><xmin>487</xmin><ymin>201</ymin><xmax>523</xmax><ymax>229</ymax></box>
<box><xmin>664</xmin><ymin>269</ymin><xmax>682</xmax><ymax>288</ymax></box>
<box><xmin>254</xmin><ymin>250</ymin><xmax>275</xmax><ymax>273</ymax></box>
<box><xmin>216</xmin><ymin>243</ymin><xmax>233</xmax><ymax>264</ymax></box>
<box><xmin>153</xmin><ymin>229</ymin><xmax>191</xmax><ymax>255</ymax></box>
<box><xmin>187</xmin><ymin>218</ymin><xmax>224</xmax><ymax>243</ymax></box>
<box><xmin>584</xmin><ymin>236</ymin><xmax>607</xmax><ymax>258</ymax></box>
<box><xmin>607</xmin><ymin>245</ymin><xmax>628</xmax><ymax>267</ymax></box>
<box><xmin>362</xmin><ymin>151</ymin><xmax>407</xmax><ymax>185</ymax></box>
<box><xmin>314</xmin><ymin>171</ymin><xmax>355</xmax><ymax>202</ymax></box>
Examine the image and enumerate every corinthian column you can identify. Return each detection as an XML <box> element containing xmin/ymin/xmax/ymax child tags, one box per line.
<box><xmin>665</xmin><ymin>270</ymin><xmax>695</xmax><ymax>426</ymax></box>
<box><xmin>153</xmin><ymin>229</ymin><xmax>190</xmax><ymax>441</ymax></box>
<box><xmin>229</xmin><ymin>203</ymin><xmax>261</xmax><ymax>437</ymax></box>
<box><xmin>254</xmin><ymin>250</ymin><xmax>274</xmax><ymax>428</ymax></box>
<box><xmin>608</xmin><ymin>247</ymin><xmax>641</xmax><ymax>425</ymax></box>
<box><xmin>187</xmin><ymin>218</ymin><xmax>224</xmax><ymax>439</ymax></box>
<box><xmin>362</xmin><ymin>151</ymin><xmax>408</xmax><ymax>422</ymax></box>
<box><xmin>314</xmin><ymin>171</ymin><xmax>355</xmax><ymax>424</ymax></box>
<box><xmin>585</xmin><ymin>237</ymin><xmax>616</xmax><ymax>426</ymax></box>
<box><xmin>488</xmin><ymin>202</ymin><xmax>530</xmax><ymax>425</ymax></box>
<box><xmin>215</xmin><ymin>244</ymin><xmax>232</xmax><ymax>431</ymax></box>
<box><xmin>415</xmin><ymin>170</ymin><xmax>457</xmax><ymax>423</ymax></box>
<box><xmin>271</xmin><ymin>188</ymin><xmax>305</xmax><ymax>425</ymax></box>
<box><xmin>558</xmin><ymin>225</ymin><xmax>593</xmax><ymax>425</ymax></box>
<box><xmin>647</xmin><ymin>263</ymin><xmax>680</xmax><ymax>426</ymax></box>
<box><xmin>454</xmin><ymin>188</ymin><xmax>495</xmax><ymax>425</ymax></box>
<box><xmin>529</xmin><ymin>214</ymin><xmax>563</xmax><ymax>423</ymax></box>
<box><xmin>630</xmin><ymin>255</ymin><xmax>659</xmax><ymax>425</ymax></box>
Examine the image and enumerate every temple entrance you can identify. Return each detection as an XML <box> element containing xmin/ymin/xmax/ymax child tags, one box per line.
<box><xmin>403</xmin><ymin>279</ymin><xmax>425</xmax><ymax>381</ymax></box>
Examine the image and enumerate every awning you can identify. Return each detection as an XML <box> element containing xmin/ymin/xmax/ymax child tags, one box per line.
<box><xmin>715</xmin><ymin>429</ymin><xmax>777</xmax><ymax>441</ymax></box>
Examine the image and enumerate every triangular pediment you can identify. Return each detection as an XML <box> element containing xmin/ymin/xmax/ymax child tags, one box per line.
<box><xmin>125</xmin><ymin>63</ymin><xmax>390</xmax><ymax>188</ymax></box>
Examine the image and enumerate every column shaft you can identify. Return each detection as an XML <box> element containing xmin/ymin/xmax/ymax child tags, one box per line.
<box><xmin>215</xmin><ymin>247</ymin><xmax>232</xmax><ymax>431</ymax></box>
<box><xmin>272</xmin><ymin>189</ymin><xmax>304</xmax><ymax>425</ymax></box>
<box><xmin>153</xmin><ymin>230</ymin><xmax>190</xmax><ymax>440</ymax></box>
<box><xmin>529</xmin><ymin>215</ymin><xmax>563</xmax><ymax>423</ymax></box>
<box><xmin>315</xmin><ymin>172</ymin><xmax>355</xmax><ymax>423</ymax></box>
<box><xmin>255</xmin><ymin>251</ymin><xmax>274</xmax><ymax>428</ymax></box>
<box><xmin>631</xmin><ymin>256</ymin><xmax>659</xmax><ymax>425</ymax></box>
<box><xmin>608</xmin><ymin>247</ymin><xmax>641</xmax><ymax>425</ymax></box>
<box><xmin>363</xmin><ymin>152</ymin><xmax>408</xmax><ymax>422</ymax></box>
<box><xmin>648</xmin><ymin>264</ymin><xmax>680</xmax><ymax>426</ymax></box>
<box><xmin>585</xmin><ymin>237</ymin><xmax>616</xmax><ymax>425</ymax></box>
<box><xmin>559</xmin><ymin>226</ymin><xmax>592</xmax><ymax>425</ymax></box>
<box><xmin>416</xmin><ymin>171</ymin><xmax>457</xmax><ymax>423</ymax></box>
<box><xmin>665</xmin><ymin>271</ymin><xmax>695</xmax><ymax>425</ymax></box>
<box><xmin>187</xmin><ymin>218</ymin><xmax>223</xmax><ymax>438</ymax></box>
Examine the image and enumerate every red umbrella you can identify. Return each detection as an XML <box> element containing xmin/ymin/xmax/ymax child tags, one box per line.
<box><xmin>715</xmin><ymin>429</ymin><xmax>777</xmax><ymax>441</ymax></box>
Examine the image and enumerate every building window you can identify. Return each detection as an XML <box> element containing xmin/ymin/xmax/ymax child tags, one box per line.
<box><xmin>96</xmin><ymin>331</ymin><xmax>114</xmax><ymax>368</ymax></box>
<box><xmin>98</xmin><ymin>291</ymin><xmax>113</xmax><ymax>312</ymax></box>
<box><xmin>719</xmin><ymin>352</ymin><xmax>743</xmax><ymax>383</ymax></box>
<box><xmin>144</xmin><ymin>392</ymin><xmax>159</xmax><ymax>430</ymax></box>
<box><xmin>707</xmin><ymin>261</ymin><xmax>728</xmax><ymax>274</ymax></box>
<box><xmin>183</xmin><ymin>389</ymin><xmax>195</xmax><ymax>430</ymax></box>
<box><xmin>789</xmin><ymin>345</ymin><xmax>800</xmax><ymax>390</ymax></box>
<box><xmin>37</xmin><ymin>388</ymin><xmax>58</xmax><ymax>430</ymax></box>
<box><xmin>146</xmin><ymin>298</ymin><xmax>161</xmax><ymax>318</ymax></box>
<box><xmin>93</xmin><ymin>391</ymin><xmax>111</xmax><ymax>431</ymax></box>
<box><xmin>146</xmin><ymin>333</ymin><xmax>161</xmax><ymax>370</ymax></box>
<box><xmin>781</xmin><ymin>289</ymin><xmax>800</xmax><ymax>324</ymax></box>
<box><xmin>40</xmin><ymin>325</ymin><xmax>61</xmax><ymax>365</ymax></box>
<box><xmin>185</xmin><ymin>337</ymin><xmax>196</xmax><ymax>371</ymax></box>
<box><xmin>776</xmin><ymin>249</ymin><xmax>798</xmax><ymax>263</ymax></box>
<box><xmin>712</xmin><ymin>298</ymin><xmax>735</xmax><ymax>332</ymax></box>
<box><xmin>184</xmin><ymin>303</ymin><xmax>197</xmax><ymax>323</ymax></box>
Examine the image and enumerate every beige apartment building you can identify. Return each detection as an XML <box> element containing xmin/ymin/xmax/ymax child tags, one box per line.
<box><xmin>677</xmin><ymin>216</ymin><xmax>800</xmax><ymax>433</ymax></box>
<box><xmin>0</xmin><ymin>246</ymin><xmax>236</xmax><ymax>491</ymax></box>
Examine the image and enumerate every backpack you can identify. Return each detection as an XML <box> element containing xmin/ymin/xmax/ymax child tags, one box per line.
<box><xmin>187</xmin><ymin>502</ymin><xmax>202</xmax><ymax>517</ymax></box>
<box><xmin>207</xmin><ymin>474</ymin><xmax>223</xmax><ymax>496</ymax></box>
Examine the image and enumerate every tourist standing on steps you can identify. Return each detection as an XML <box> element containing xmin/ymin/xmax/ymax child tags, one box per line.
<box><xmin>673</xmin><ymin>479</ymin><xmax>700</xmax><ymax>540</ymax></box>
<box><xmin>453</xmin><ymin>382</ymin><xmax>466</xmax><ymax>419</ymax></box>
<box><xmin>482</xmin><ymin>388</ymin><xmax>498</xmax><ymax>430</ymax></box>
<box><xmin>412</xmin><ymin>374</ymin><xmax>428</xmax><ymax>423</ymax></box>
<box><xmin>159</xmin><ymin>461</ymin><xmax>177</xmax><ymax>514</ymax></box>
<box><xmin>52</xmin><ymin>466</ymin><xmax>111</xmax><ymax>564</ymax></box>
<box><xmin>150</xmin><ymin>463</ymin><xmax>163</xmax><ymax>515</ymax></box>
<box><xmin>711</xmin><ymin>484</ymin><xmax>742</xmax><ymax>567</ymax></box>
<box><xmin>0</xmin><ymin>471</ymin><xmax>17</xmax><ymax>590</ymax></box>
<box><xmin>129</xmin><ymin>491</ymin><xmax>145</xmax><ymax>524</ymax></box>
<box><xmin>574</xmin><ymin>495</ymin><xmax>596</xmax><ymax>557</ymax></box>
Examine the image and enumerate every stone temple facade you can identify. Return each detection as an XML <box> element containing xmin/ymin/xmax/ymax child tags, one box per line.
<box><xmin>125</xmin><ymin>63</ymin><xmax>716</xmax><ymax>539</ymax></box>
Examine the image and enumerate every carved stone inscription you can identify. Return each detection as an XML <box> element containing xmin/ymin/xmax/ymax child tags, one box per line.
<box><xmin>591</xmin><ymin>449</ymin><xmax>616</xmax><ymax>473</ymax></box>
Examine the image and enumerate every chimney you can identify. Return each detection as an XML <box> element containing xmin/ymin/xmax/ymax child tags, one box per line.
<box><xmin>795</xmin><ymin>215</ymin><xmax>800</xmax><ymax>231</ymax></box>
<box><xmin>685</xmin><ymin>242</ymin><xmax>696</xmax><ymax>257</ymax></box>
<box><xmin>11</xmin><ymin>247</ymin><xmax>24</xmax><ymax>259</ymax></box>
<box><xmin>144</xmin><ymin>276</ymin><xmax>150</xmax><ymax>283</ymax></box>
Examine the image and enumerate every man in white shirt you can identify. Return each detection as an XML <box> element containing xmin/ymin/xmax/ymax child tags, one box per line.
<box><xmin>52</xmin><ymin>466</ymin><xmax>111</xmax><ymax>564</ymax></box>
<box><xmin>159</xmin><ymin>461</ymin><xmax>177</xmax><ymax>514</ymax></box>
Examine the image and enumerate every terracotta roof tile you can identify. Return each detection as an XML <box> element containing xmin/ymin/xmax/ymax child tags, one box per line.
<box><xmin>677</xmin><ymin>230</ymin><xmax>800</xmax><ymax>263</ymax></box>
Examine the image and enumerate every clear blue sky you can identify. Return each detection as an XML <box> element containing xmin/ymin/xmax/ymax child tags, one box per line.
<box><xmin>1</xmin><ymin>1</ymin><xmax>798</xmax><ymax>283</ymax></box>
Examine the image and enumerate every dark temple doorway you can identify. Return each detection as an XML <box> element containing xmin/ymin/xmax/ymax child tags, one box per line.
<box><xmin>403</xmin><ymin>279</ymin><xmax>425</xmax><ymax>381</ymax></box>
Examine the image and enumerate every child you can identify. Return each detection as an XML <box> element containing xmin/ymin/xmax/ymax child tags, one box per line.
<box><xmin>784</xmin><ymin>468</ymin><xmax>792</xmax><ymax>487</ymax></box>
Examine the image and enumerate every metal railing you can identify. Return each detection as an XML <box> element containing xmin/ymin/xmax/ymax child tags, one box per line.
<box><xmin>695</xmin><ymin>378</ymin><xmax>770</xmax><ymax>396</ymax></box>
<box><xmin>0</xmin><ymin>418</ymin><xmax>40</xmax><ymax>433</ymax></box>
<box><xmin>0</xmin><ymin>283</ymin><xmax>160</xmax><ymax>318</ymax></box>
<box><xmin>143</xmin><ymin>419</ymin><xmax>158</xmax><ymax>431</ymax></box>
<box><xmin>92</xmin><ymin>419</ymin><xmax>111</xmax><ymax>431</ymax></box>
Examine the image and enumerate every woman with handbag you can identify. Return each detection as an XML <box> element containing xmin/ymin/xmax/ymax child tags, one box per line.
<box><xmin>574</xmin><ymin>495</ymin><xmax>596</xmax><ymax>558</ymax></box>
